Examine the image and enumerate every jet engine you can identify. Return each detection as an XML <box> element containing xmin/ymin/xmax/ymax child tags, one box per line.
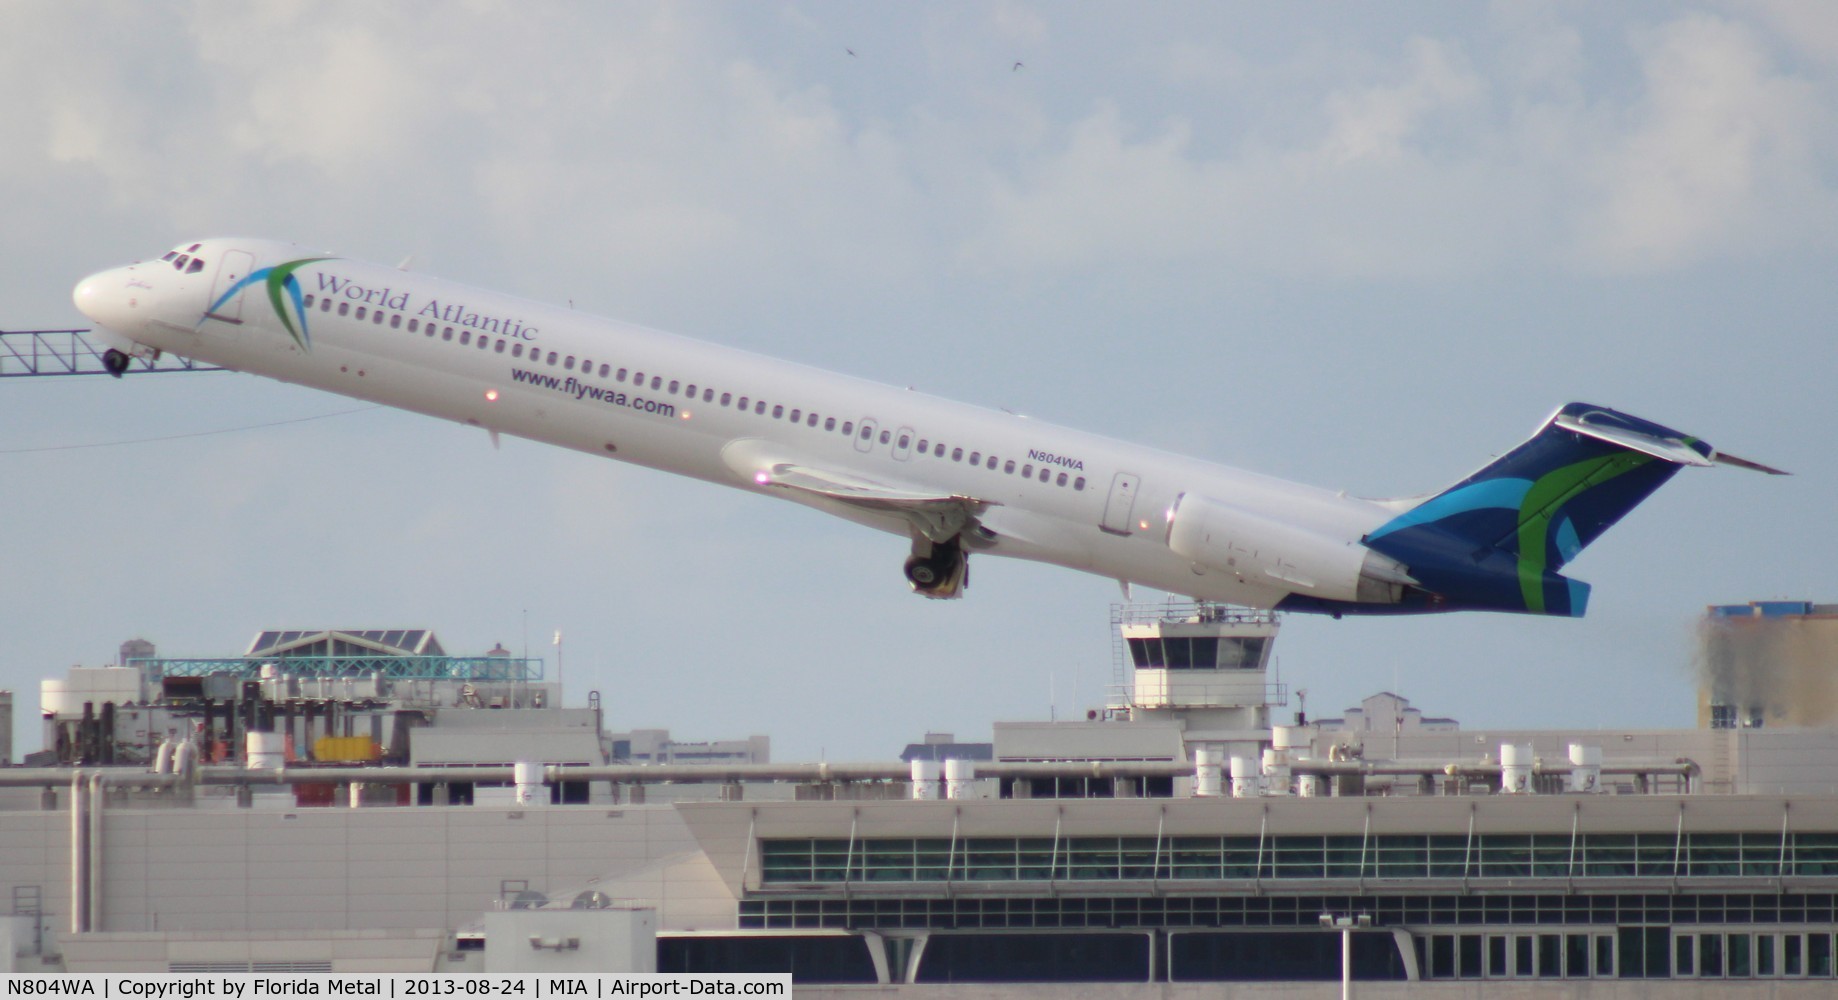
<box><xmin>1164</xmin><ymin>492</ymin><xmax>1410</xmax><ymax>605</ymax></box>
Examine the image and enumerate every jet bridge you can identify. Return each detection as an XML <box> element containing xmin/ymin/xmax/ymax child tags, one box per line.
<box><xmin>0</xmin><ymin>328</ymin><xmax>222</xmax><ymax>376</ymax></box>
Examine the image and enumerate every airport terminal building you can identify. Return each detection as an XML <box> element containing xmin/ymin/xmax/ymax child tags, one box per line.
<box><xmin>4</xmin><ymin>604</ymin><xmax>1838</xmax><ymax>995</ymax></box>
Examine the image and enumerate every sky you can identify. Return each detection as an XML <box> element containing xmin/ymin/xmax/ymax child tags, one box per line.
<box><xmin>3</xmin><ymin>1</ymin><xmax>1835</xmax><ymax>761</ymax></box>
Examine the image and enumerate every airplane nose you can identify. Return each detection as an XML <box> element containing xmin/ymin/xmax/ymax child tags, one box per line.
<box><xmin>73</xmin><ymin>268</ymin><xmax>135</xmax><ymax>331</ymax></box>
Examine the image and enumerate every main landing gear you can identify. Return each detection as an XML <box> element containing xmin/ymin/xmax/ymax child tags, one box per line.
<box><xmin>102</xmin><ymin>348</ymin><xmax>131</xmax><ymax>378</ymax></box>
<box><xmin>904</xmin><ymin>535</ymin><xmax>969</xmax><ymax>599</ymax></box>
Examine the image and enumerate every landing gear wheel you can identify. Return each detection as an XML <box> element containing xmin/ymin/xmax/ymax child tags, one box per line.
<box><xmin>102</xmin><ymin>348</ymin><xmax>131</xmax><ymax>378</ymax></box>
<box><xmin>904</xmin><ymin>537</ymin><xmax>968</xmax><ymax>599</ymax></box>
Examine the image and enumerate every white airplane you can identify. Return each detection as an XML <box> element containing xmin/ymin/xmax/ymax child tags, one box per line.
<box><xmin>73</xmin><ymin>238</ymin><xmax>1782</xmax><ymax>617</ymax></box>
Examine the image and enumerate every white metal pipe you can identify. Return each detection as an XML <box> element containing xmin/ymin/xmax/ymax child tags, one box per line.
<box><xmin>69</xmin><ymin>771</ymin><xmax>84</xmax><ymax>934</ymax></box>
<box><xmin>88</xmin><ymin>772</ymin><xmax>104</xmax><ymax>932</ymax></box>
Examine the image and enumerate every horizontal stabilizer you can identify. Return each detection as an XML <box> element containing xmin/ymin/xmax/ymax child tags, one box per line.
<box><xmin>1712</xmin><ymin>450</ymin><xmax>1790</xmax><ymax>476</ymax></box>
<box><xmin>1553</xmin><ymin>409</ymin><xmax>1712</xmax><ymax>467</ymax></box>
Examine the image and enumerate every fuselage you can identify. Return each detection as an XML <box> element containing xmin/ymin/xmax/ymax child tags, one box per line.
<box><xmin>73</xmin><ymin>237</ymin><xmax>1403</xmax><ymax>608</ymax></box>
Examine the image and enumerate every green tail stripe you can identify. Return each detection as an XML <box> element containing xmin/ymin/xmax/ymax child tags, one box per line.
<box><xmin>1515</xmin><ymin>452</ymin><xmax>1653</xmax><ymax>612</ymax></box>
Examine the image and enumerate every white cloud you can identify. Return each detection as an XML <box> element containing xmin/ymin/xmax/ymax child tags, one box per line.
<box><xmin>1578</xmin><ymin>14</ymin><xmax>1837</xmax><ymax>271</ymax></box>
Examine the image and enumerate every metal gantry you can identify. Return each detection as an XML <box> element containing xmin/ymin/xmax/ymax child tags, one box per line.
<box><xmin>0</xmin><ymin>328</ymin><xmax>223</xmax><ymax>377</ymax></box>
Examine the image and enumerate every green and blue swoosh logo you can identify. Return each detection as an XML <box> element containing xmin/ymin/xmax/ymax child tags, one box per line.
<box><xmin>205</xmin><ymin>258</ymin><xmax>327</xmax><ymax>351</ymax></box>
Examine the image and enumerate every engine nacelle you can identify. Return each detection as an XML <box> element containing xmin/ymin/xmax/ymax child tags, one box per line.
<box><xmin>1165</xmin><ymin>492</ymin><xmax>1408</xmax><ymax>604</ymax></box>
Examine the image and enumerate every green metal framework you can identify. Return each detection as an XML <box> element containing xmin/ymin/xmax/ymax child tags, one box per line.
<box><xmin>132</xmin><ymin>655</ymin><xmax>543</xmax><ymax>682</ymax></box>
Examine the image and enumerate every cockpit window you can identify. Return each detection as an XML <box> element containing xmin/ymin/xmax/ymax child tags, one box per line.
<box><xmin>161</xmin><ymin>251</ymin><xmax>178</xmax><ymax>262</ymax></box>
<box><xmin>187</xmin><ymin>243</ymin><xmax>202</xmax><ymax>252</ymax></box>
<box><xmin>173</xmin><ymin>255</ymin><xmax>190</xmax><ymax>270</ymax></box>
<box><xmin>186</xmin><ymin>258</ymin><xmax>204</xmax><ymax>274</ymax></box>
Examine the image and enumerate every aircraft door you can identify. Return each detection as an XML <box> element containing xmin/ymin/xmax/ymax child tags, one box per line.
<box><xmin>854</xmin><ymin>417</ymin><xmax>878</xmax><ymax>454</ymax></box>
<box><xmin>204</xmin><ymin>250</ymin><xmax>255</xmax><ymax>325</ymax></box>
<box><xmin>1100</xmin><ymin>471</ymin><xmax>1141</xmax><ymax>535</ymax></box>
<box><xmin>892</xmin><ymin>426</ymin><xmax>915</xmax><ymax>461</ymax></box>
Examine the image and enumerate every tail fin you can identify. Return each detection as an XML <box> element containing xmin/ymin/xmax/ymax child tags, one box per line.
<box><xmin>1362</xmin><ymin>403</ymin><xmax>1783</xmax><ymax>616</ymax></box>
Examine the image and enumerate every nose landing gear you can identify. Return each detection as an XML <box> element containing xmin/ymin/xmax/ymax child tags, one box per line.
<box><xmin>102</xmin><ymin>348</ymin><xmax>131</xmax><ymax>378</ymax></box>
<box><xmin>905</xmin><ymin>535</ymin><xmax>969</xmax><ymax>599</ymax></box>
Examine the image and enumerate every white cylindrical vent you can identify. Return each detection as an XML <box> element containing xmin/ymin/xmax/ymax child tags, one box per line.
<box><xmin>1568</xmin><ymin>744</ymin><xmax>1602</xmax><ymax>794</ymax></box>
<box><xmin>1296</xmin><ymin>770</ymin><xmax>1322</xmax><ymax>798</ymax></box>
<box><xmin>245</xmin><ymin>731</ymin><xmax>284</xmax><ymax>770</ymax></box>
<box><xmin>1194</xmin><ymin>747</ymin><xmax>1224</xmax><ymax>798</ymax></box>
<box><xmin>1500</xmin><ymin>743</ymin><xmax>1534</xmax><ymax>794</ymax></box>
<box><xmin>1261</xmin><ymin>748</ymin><xmax>1292</xmax><ymax>797</ymax></box>
<box><xmin>1272</xmin><ymin>726</ymin><xmax>1310</xmax><ymax>752</ymax></box>
<box><xmin>153</xmin><ymin>741</ymin><xmax>174</xmax><ymax>775</ymax></box>
<box><xmin>513</xmin><ymin>760</ymin><xmax>544</xmax><ymax>806</ymax></box>
<box><xmin>910</xmin><ymin>759</ymin><xmax>943</xmax><ymax>800</ymax></box>
<box><xmin>1229</xmin><ymin>755</ymin><xmax>1262</xmax><ymax>798</ymax></box>
<box><xmin>944</xmin><ymin>759</ymin><xmax>977</xmax><ymax>800</ymax></box>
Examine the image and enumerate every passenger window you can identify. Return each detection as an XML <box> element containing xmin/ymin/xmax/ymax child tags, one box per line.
<box><xmin>304</xmin><ymin>294</ymin><xmax>316</xmax><ymax>308</ymax></box>
<box><xmin>407</xmin><ymin>318</ymin><xmax>417</xmax><ymax>331</ymax></box>
<box><xmin>934</xmin><ymin>443</ymin><xmax>946</xmax><ymax>457</ymax></box>
<box><xmin>1073</xmin><ymin>476</ymin><xmax>1085</xmax><ymax>490</ymax></box>
<box><xmin>390</xmin><ymin>315</ymin><xmax>401</xmax><ymax>329</ymax></box>
<box><xmin>841</xmin><ymin>421</ymin><xmax>853</xmax><ymax>436</ymax></box>
<box><xmin>564</xmin><ymin>356</ymin><xmax>574</xmax><ymax>369</ymax></box>
<box><xmin>495</xmin><ymin>340</ymin><xmax>506</xmax><ymax>353</ymax></box>
<box><xmin>668</xmin><ymin>380</ymin><xmax>680</xmax><ymax>394</ymax></box>
<box><xmin>617</xmin><ymin>369</ymin><xmax>628</xmax><ymax>382</ymax></box>
<box><xmin>338</xmin><ymin>302</ymin><xmax>349</xmax><ymax>316</ymax></box>
<box><xmin>1022</xmin><ymin>464</ymin><xmax>1033</xmax><ymax>478</ymax></box>
<box><xmin>356</xmin><ymin>307</ymin><xmax>367</xmax><ymax>320</ymax></box>
<box><xmin>951</xmin><ymin>448</ymin><xmax>963</xmax><ymax>461</ymax></box>
<box><xmin>686</xmin><ymin>384</ymin><xmax>696</xmax><ymax>397</ymax></box>
<box><xmin>721</xmin><ymin>393</ymin><xmax>732</xmax><ymax>406</ymax></box>
<box><xmin>969</xmin><ymin>452</ymin><xmax>980</xmax><ymax>465</ymax></box>
<box><xmin>737</xmin><ymin>396</ymin><xmax>749</xmax><ymax>410</ymax></box>
<box><xmin>374</xmin><ymin>311</ymin><xmax>385</xmax><ymax>324</ymax></box>
<box><xmin>898</xmin><ymin>435</ymin><xmax>911</xmax><ymax>448</ymax></box>
<box><xmin>461</xmin><ymin>331</ymin><xmax>472</xmax><ymax>346</ymax></box>
<box><xmin>807</xmin><ymin>412</ymin><xmax>818</xmax><ymax>427</ymax></box>
<box><xmin>859</xmin><ymin>426</ymin><xmax>872</xmax><ymax>440</ymax></box>
<box><xmin>755</xmin><ymin>401</ymin><xmax>766</xmax><ymax>414</ymax></box>
<box><xmin>600</xmin><ymin>364</ymin><xmax>610</xmax><ymax>377</ymax></box>
<box><xmin>651</xmin><ymin>377</ymin><xmax>662</xmax><ymax>390</ymax></box>
<box><xmin>704</xmin><ymin>388</ymin><xmax>715</xmax><ymax>402</ymax></box>
<box><xmin>322</xmin><ymin>299</ymin><xmax>333</xmax><ymax>312</ymax></box>
<box><xmin>548</xmin><ymin>352</ymin><xmax>559</xmax><ymax>365</ymax></box>
<box><xmin>917</xmin><ymin>439</ymin><xmax>929</xmax><ymax>452</ymax></box>
<box><xmin>1039</xmin><ymin>467</ymin><xmax>1051</xmax><ymax>482</ymax></box>
<box><xmin>772</xmin><ymin>405</ymin><xmax>784</xmax><ymax>419</ymax></box>
<box><xmin>634</xmin><ymin>372</ymin><xmax>645</xmax><ymax>384</ymax></box>
<box><xmin>1057</xmin><ymin>472</ymin><xmax>1068</xmax><ymax>486</ymax></box>
<box><xmin>880</xmin><ymin>430</ymin><xmax>891</xmax><ymax>444</ymax></box>
<box><xmin>1005</xmin><ymin>460</ymin><xmax>1016</xmax><ymax>474</ymax></box>
<box><xmin>512</xmin><ymin>343</ymin><xmax>523</xmax><ymax>357</ymax></box>
<box><xmin>789</xmin><ymin>408</ymin><xmax>800</xmax><ymax>422</ymax></box>
<box><xmin>478</xmin><ymin>337</ymin><xmax>488</xmax><ymax>349</ymax></box>
<box><xmin>986</xmin><ymin>456</ymin><xmax>997</xmax><ymax>470</ymax></box>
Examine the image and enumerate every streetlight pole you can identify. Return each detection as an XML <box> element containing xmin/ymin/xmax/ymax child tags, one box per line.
<box><xmin>1320</xmin><ymin>913</ymin><xmax>1372</xmax><ymax>1000</ymax></box>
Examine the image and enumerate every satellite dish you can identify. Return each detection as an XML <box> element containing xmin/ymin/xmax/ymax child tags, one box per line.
<box><xmin>571</xmin><ymin>890</ymin><xmax>614</xmax><ymax>910</ymax></box>
<box><xmin>508</xmin><ymin>890</ymin><xmax>548</xmax><ymax>910</ymax></box>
